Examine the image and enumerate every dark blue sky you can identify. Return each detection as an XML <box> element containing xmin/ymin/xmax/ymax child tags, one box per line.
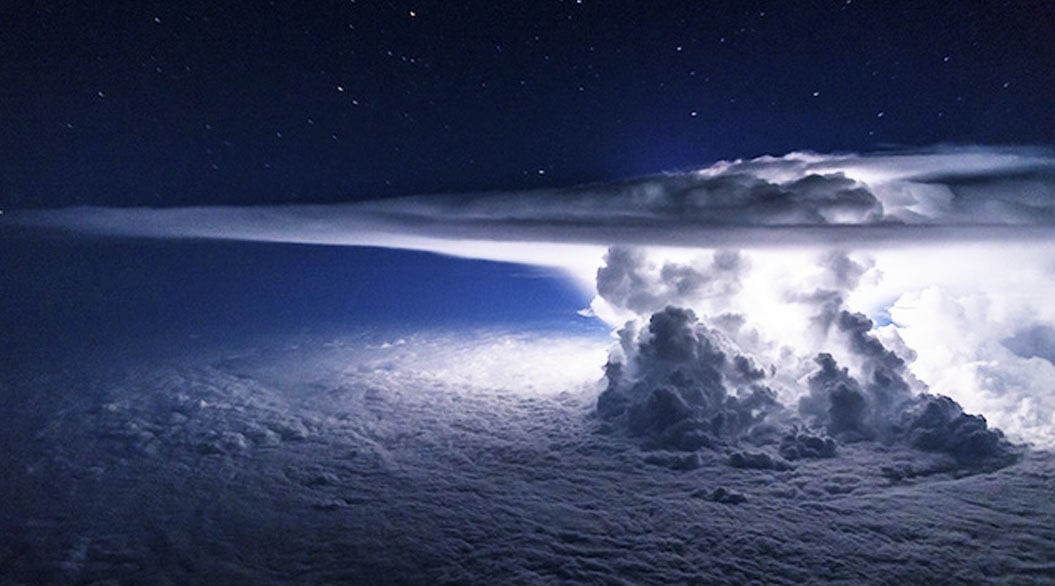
<box><xmin>2</xmin><ymin>0</ymin><xmax>1052</xmax><ymax>208</ymax></box>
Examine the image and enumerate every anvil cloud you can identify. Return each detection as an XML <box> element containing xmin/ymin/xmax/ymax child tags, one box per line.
<box><xmin>7</xmin><ymin>146</ymin><xmax>1055</xmax><ymax>252</ymax></box>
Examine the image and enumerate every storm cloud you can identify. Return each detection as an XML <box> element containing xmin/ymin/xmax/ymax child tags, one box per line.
<box><xmin>597</xmin><ymin>306</ymin><xmax>784</xmax><ymax>452</ymax></box>
<box><xmin>592</xmin><ymin>243</ymin><xmax>1018</xmax><ymax>469</ymax></box>
<box><xmin>7</xmin><ymin>146</ymin><xmax>1055</xmax><ymax>252</ymax></box>
<box><xmin>5</xmin><ymin>146</ymin><xmax>1050</xmax><ymax>454</ymax></box>
<box><xmin>3</xmin><ymin>147</ymin><xmax>1053</xmax><ymax>583</ymax></box>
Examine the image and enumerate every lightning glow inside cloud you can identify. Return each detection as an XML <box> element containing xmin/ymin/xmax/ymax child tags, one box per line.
<box><xmin>7</xmin><ymin>145</ymin><xmax>1055</xmax><ymax>450</ymax></box>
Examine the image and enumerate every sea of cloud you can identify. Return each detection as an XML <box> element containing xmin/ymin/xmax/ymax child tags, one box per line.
<box><xmin>4</xmin><ymin>146</ymin><xmax>1055</xmax><ymax>581</ymax></box>
<box><xmin>2</xmin><ymin>330</ymin><xmax>1052</xmax><ymax>583</ymax></box>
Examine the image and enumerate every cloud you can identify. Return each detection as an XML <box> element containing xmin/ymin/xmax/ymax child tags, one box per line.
<box><xmin>597</xmin><ymin>306</ymin><xmax>786</xmax><ymax>451</ymax></box>
<box><xmin>3</xmin><ymin>147</ymin><xmax>1053</xmax><ymax>582</ymax></box>
<box><xmin>343</xmin><ymin>146</ymin><xmax>1055</xmax><ymax>247</ymax></box>
<box><xmin>7</xmin><ymin>146</ymin><xmax>1055</xmax><ymax>256</ymax></box>
<box><xmin>592</xmin><ymin>246</ymin><xmax>1018</xmax><ymax>467</ymax></box>
<box><xmin>728</xmin><ymin>450</ymin><xmax>795</xmax><ymax>471</ymax></box>
<box><xmin>591</xmin><ymin>247</ymin><xmax>747</xmax><ymax>323</ymax></box>
<box><xmin>885</xmin><ymin>285</ymin><xmax>1055</xmax><ymax>447</ymax></box>
<box><xmin>598</xmin><ymin>302</ymin><xmax>1015</xmax><ymax>467</ymax></box>
<box><xmin>897</xmin><ymin>394</ymin><xmax>1013</xmax><ymax>466</ymax></box>
<box><xmin>9</xmin><ymin>328</ymin><xmax>1052</xmax><ymax>583</ymax></box>
<box><xmin>797</xmin><ymin>312</ymin><xmax>1014</xmax><ymax>466</ymax></box>
<box><xmin>1003</xmin><ymin>324</ymin><xmax>1055</xmax><ymax>365</ymax></box>
<box><xmin>4</xmin><ymin>145</ymin><xmax>1052</xmax><ymax>452</ymax></box>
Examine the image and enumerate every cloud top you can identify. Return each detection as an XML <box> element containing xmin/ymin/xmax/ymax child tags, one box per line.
<box><xmin>351</xmin><ymin>145</ymin><xmax>1055</xmax><ymax>245</ymax></box>
<box><xmin>6</xmin><ymin>146</ymin><xmax>1055</xmax><ymax>250</ymax></box>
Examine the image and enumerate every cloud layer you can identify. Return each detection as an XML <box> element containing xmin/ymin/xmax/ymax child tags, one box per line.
<box><xmin>6</xmin><ymin>328</ymin><xmax>1050</xmax><ymax>584</ymax></box>
<box><xmin>4</xmin><ymin>145</ymin><xmax>1052</xmax><ymax>450</ymax></box>
<box><xmin>7</xmin><ymin>146</ymin><xmax>1055</xmax><ymax>253</ymax></box>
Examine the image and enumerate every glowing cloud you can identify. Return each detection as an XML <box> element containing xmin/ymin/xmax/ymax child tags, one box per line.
<box><xmin>5</xmin><ymin>145</ymin><xmax>1055</xmax><ymax>450</ymax></box>
<box><xmin>7</xmin><ymin>145</ymin><xmax>1055</xmax><ymax>253</ymax></box>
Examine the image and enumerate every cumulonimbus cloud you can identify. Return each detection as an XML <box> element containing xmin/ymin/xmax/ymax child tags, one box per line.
<box><xmin>5</xmin><ymin>145</ymin><xmax>1054</xmax><ymax>453</ymax></box>
<box><xmin>593</xmin><ymin>249</ymin><xmax>1017</xmax><ymax>469</ymax></box>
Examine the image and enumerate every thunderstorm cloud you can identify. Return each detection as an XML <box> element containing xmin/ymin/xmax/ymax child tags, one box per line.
<box><xmin>7</xmin><ymin>145</ymin><xmax>1055</xmax><ymax>250</ymax></box>
<box><xmin>6</xmin><ymin>146</ymin><xmax>1055</xmax><ymax>453</ymax></box>
<box><xmin>5</xmin><ymin>146</ymin><xmax>1055</xmax><ymax>583</ymax></box>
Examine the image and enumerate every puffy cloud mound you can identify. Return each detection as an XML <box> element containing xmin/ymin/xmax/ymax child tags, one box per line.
<box><xmin>795</xmin><ymin>310</ymin><xmax>1015</xmax><ymax>464</ymax></box>
<box><xmin>798</xmin><ymin>308</ymin><xmax>915</xmax><ymax>443</ymax></box>
<box><xmin>778</xmin><ymin>428</ymin><xmax>838</xmax><ymax>461</ymax></box>
<box><xmin>597</xmin><ymin>306</ymin><xmax>784</xmax><ymax>451</ymax></box>
<box><xmin>595</xmin><ymin>247</ymin><xmax>746</xmax><ymax>317</ymax></box>
<box><xmin>800</xmin><ymin>352</ymin><xmax>878</xmax><ymax>440</ymax></box>
<box><xmin>728</xmin><ymin>450</ymin><xmax>794</xmax><ymax>471</ymax></box>
<box><xmin>896</xmin><ymin>395</ymin><xmax>1014</xmax><ymax>466</ymax></box>
<box><xmin>798</xmin><ymin>351</ymin><xmax>1014</xmax><ymax>464</ymax></box>
<box><xmin>597</xmin><ymin>302</ymin><xmax>1017</xmax><ymax>468</ymax></box>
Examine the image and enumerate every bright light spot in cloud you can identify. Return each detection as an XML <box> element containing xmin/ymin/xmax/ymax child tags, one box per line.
<box><xmin>358</xmin><ymin>330</ymin><xmax>609</xmax><ymax>396</ymax></box>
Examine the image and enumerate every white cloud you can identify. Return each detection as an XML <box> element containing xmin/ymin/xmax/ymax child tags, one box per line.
<box><xmin>8</xmin><ymin>146</ymin><xmax>1055</xmax><ymax>254</ymax></box>
<box><xmin>6</xmin><ymin>145</ymin><xmax>1054</xmax><ymax>448</ymax></box>
<box><xmin>888</xmin><ymin>286</ymin><xmax>1055</xmax><ymax>447</ymax></box>
<box><xmin>590</xmin><ymin>243</ymin><xmax>1055</xmax><ymax>448</ymax></box>
<box><xmin>10</xmin><ymin>330</ymin><xmax>1053</xmax><ymax>583</ymax></box>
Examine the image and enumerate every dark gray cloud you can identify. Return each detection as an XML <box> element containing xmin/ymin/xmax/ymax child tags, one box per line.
<box><xmin>728</xmin><ymin>450</ymin><xmax>794</xmax><ymax>471</ymax></box>
<box><xmin>598</xmin><ymin>306</ymin><xmax>785</xmax><ymax>451</ymax></box>
<box><xmin>798</xmin><ymin>310</ymin><xmax>916</xmax><ymax>440</ymax></box>
<box><xmin>793</xmin><ymin>310</ymin><xmax>1013</xmax><ymax>465</ymax></box>
<box><xmin>778</xmin><ymin>427</ymin><xmax>838</xmax><ymax>461</ymax></box>
<box><xmin>896</xmin><ymin>394</ymin><xmax>1014</xmax><ymax>466</ymax></box>
<box><xmin>599</xmin><ymin>304</ymin><xmax>1016</xmax><ymax>467</ymax></box>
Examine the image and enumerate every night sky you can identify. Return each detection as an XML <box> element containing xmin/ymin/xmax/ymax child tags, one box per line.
<box><xmin>6</xmin><ymin>4</ymin><xmax>1055</xmax><ymax>584</ymax></box>
<box><xmin>2</xmin><ymin>0</ymin><xmax>1053</xmax><ymax>209</ymax></box>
